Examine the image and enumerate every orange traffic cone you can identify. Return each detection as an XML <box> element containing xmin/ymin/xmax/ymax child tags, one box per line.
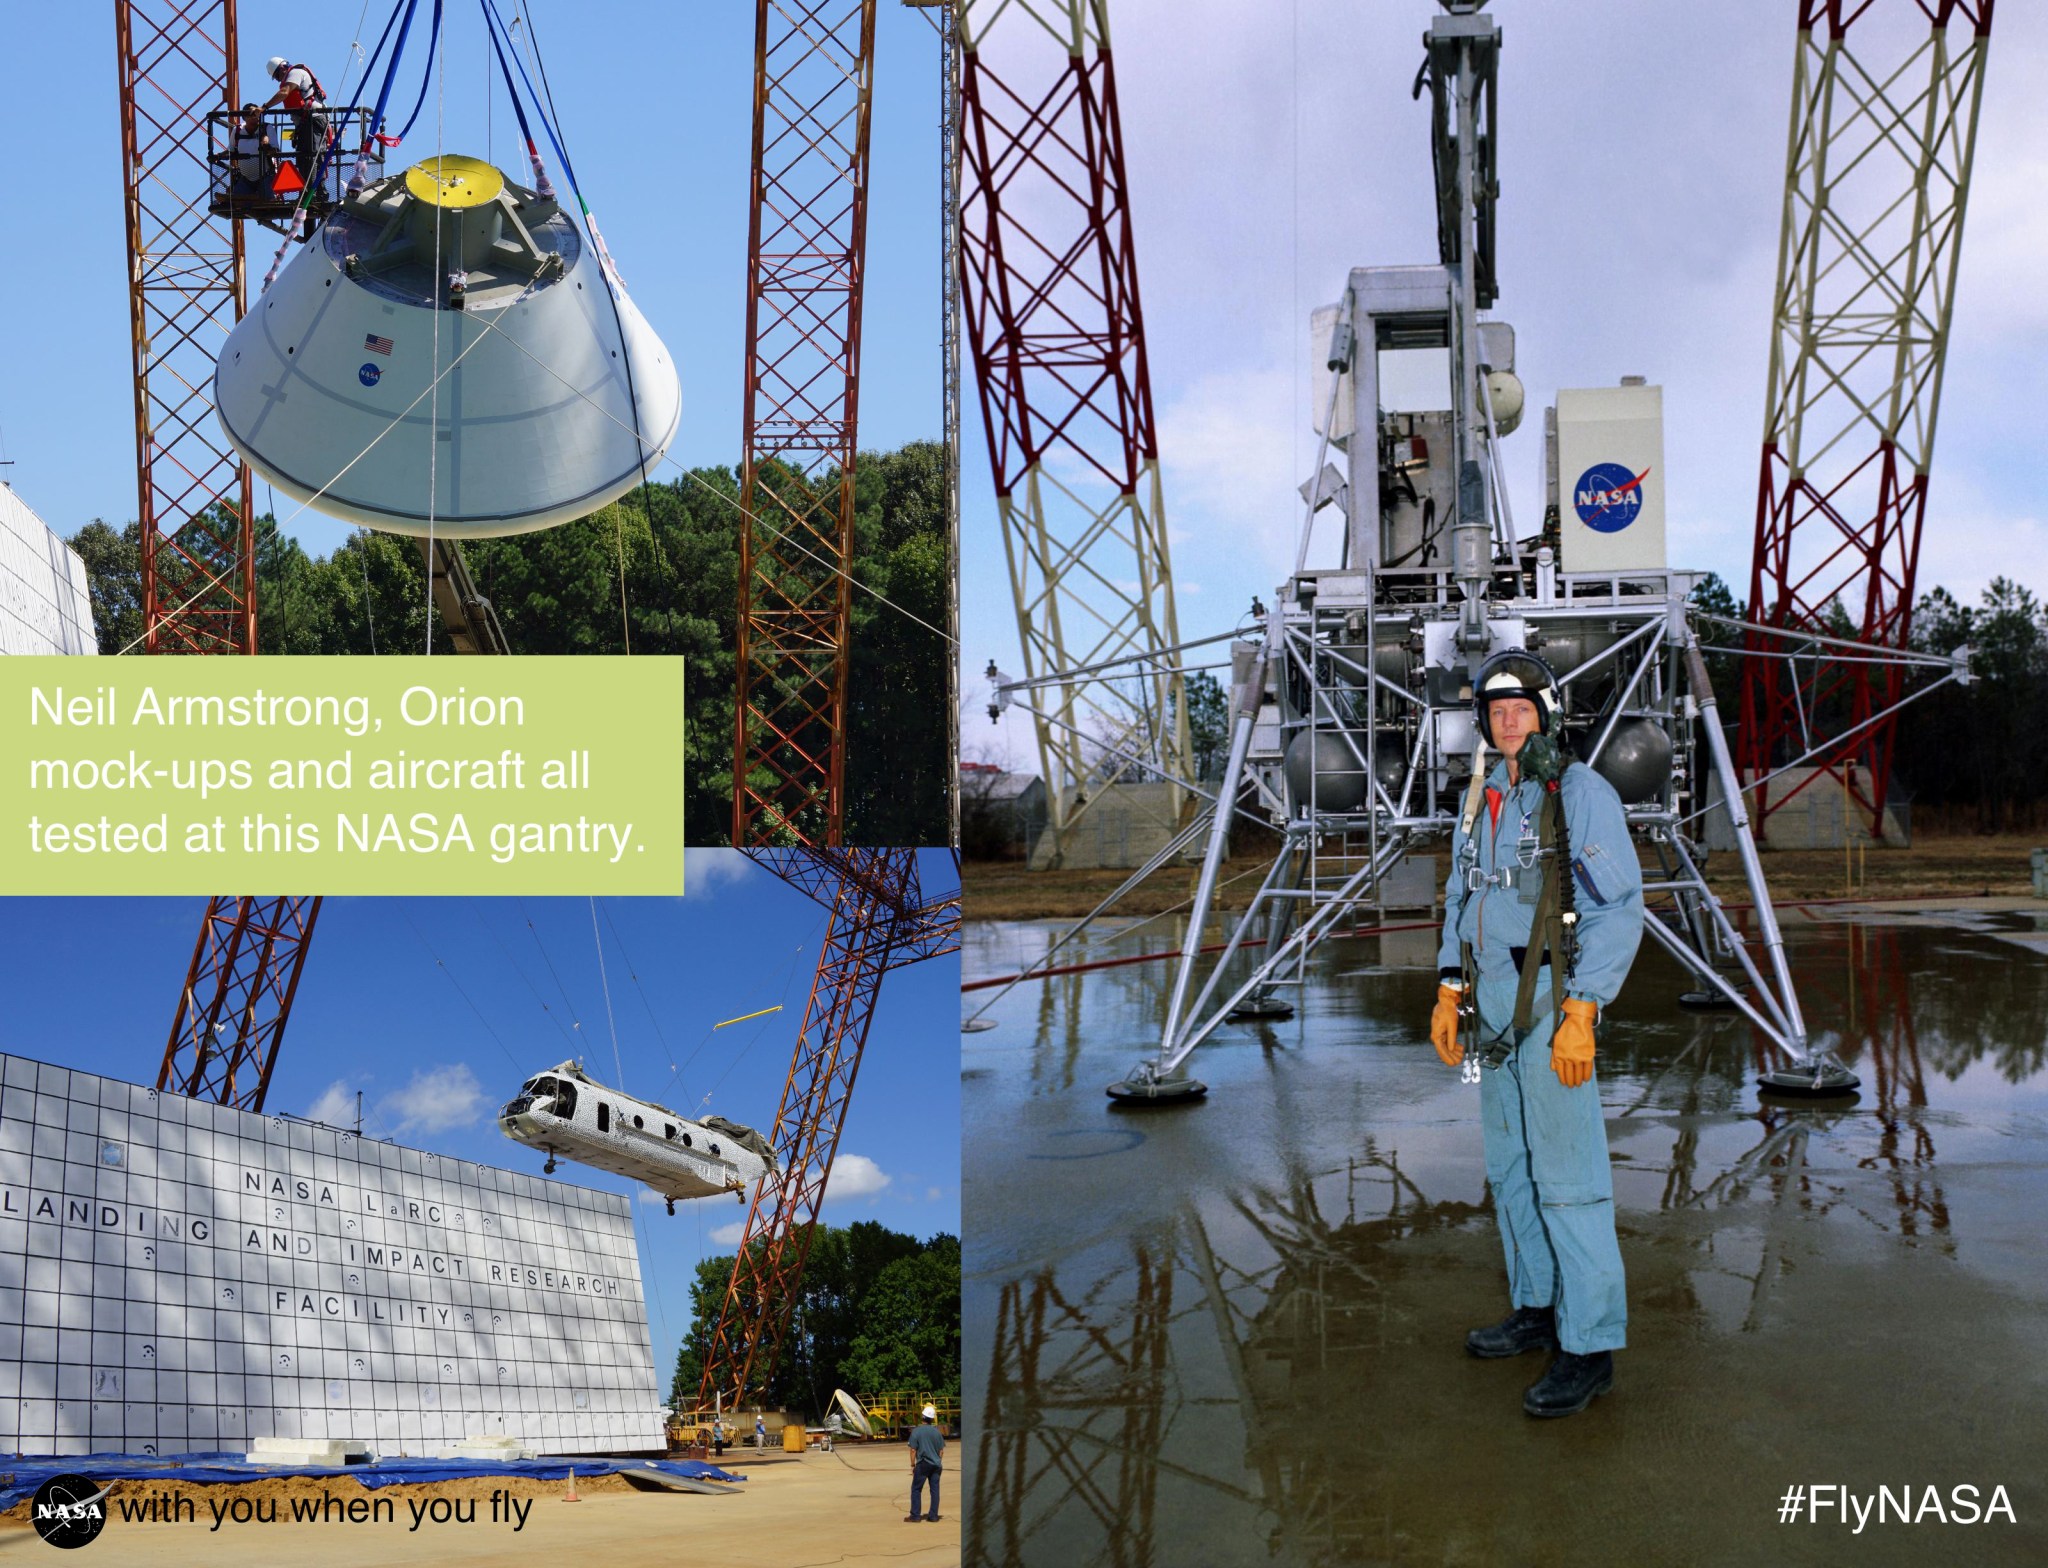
<box><xmin>561</xmin><ymin>1467</ymin><xmax>580</xmax><ymax>1503</ymax></box>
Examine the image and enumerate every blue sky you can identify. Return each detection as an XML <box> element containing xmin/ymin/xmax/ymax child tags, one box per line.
<box><xmin>0</xmin><ymin>0</ymin><xmax>945</xmax><ymax>559</ymax></box>
<box><xmin>959</xmin><ymin>0</ymin><xmax>2048</xmax><ymax>770</ymax></box>
<box><xmin>0</xmin><ymin>848</ymin><xmax>961</xmax><ymax>1391</ymax></box>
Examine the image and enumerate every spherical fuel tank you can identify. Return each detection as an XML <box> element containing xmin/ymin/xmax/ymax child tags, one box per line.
<box><xmin>1585</xmin><ymin>718</ymin><xmax>1673</xmax><ymax>804</ymax></box>
<box><xmin>1284</xmin><ymin>729</ymin><xmax>1401</xmax><ymax>815</ymax></box>
<box><xmin>214</xmin><ymin>156</ymin><xmax>680</xmax><ymax>537</ymax></box>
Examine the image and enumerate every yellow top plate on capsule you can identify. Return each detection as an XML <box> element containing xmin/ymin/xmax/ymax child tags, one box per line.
<box><xmin>405</xmin><ymin>154</ymin><xmax>505</xmax><ymax>209</ymax></box>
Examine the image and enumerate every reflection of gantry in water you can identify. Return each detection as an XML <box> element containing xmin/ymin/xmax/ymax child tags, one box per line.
<box><xmin>969</xmin><ymin>1153</ymin><xmax>1486</xmax><ymax>1568</ymax></box>
<box><xmin>975</xmin><ymin>972</ymin><xmax>1975</xmax><ymax>1568</ymax></box>
<box><xmin>972</xmin><ymin>1247</ymin><xmax>1179</xmax><ymax>1568</ymax></box>
<box><xmin>1614</xmin><ymin>919</ymin><xmax>1956</xmax><ymax>1331</ymax></box>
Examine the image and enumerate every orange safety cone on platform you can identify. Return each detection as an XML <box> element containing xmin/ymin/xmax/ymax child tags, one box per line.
<box><xmin>561</xmin><ymin>1466</ymin><xmax>580</xmax><ymax>1502</ymax></box>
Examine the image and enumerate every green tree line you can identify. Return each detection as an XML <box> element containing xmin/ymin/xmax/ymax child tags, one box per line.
<box><xmin>67</xmin><ymin>444</ymin><xmax>950</xmax><ymax>846</ymax></box>
<box><xmin>668</xmin><ymin>1221</ymin><xmax>960</xmax><ymax>1420</ymax></box>
<box><xmin>1689</xmin><ymin>571</ymin><xmax>2048</xmax><ymax>832</ymax></box>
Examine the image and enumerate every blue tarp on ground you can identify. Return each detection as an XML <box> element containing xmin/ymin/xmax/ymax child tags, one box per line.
<box><xmin>0</xmin><ymin>1452</ymin><xmax>746</xmax><ymax>1511</ymax></box>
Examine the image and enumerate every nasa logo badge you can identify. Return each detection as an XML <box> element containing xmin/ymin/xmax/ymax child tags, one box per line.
<box><xmin>30</xmin><ymin>1474</ymin><xmax>110</xmax><ymax>1549</ymax></box>
<box><xmin>359</xmin><ymin>363</ymin><xmax>383</xmax><ymax>388</ymax></box>
<box><xmin>1574</xmin><ymin>462</ymin><xmax>1650</xmax><ymax>533</ymax></box>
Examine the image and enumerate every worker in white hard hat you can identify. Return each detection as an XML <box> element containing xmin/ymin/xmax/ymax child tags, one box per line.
<box><xmin>259</xmin><ymin>55</ymin><xmax>331</xmax><ymax>195</ymax></box>
<box><xmin>905</xmin><ymin>1404</ymin><xmax>944</xmax><ymax>1523</ymax></box>
<box><xmin>1432</xmin><ymin>648</ymin><xmax>1644</xmax><ymax>1418</ymax></box>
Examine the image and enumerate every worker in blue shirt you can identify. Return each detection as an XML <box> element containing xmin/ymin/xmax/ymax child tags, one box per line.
<box><xmin>1431</xmin><ymin>649</ymin><xmax>1644</xmax><ymax>1417</ymax></box>
<box><xmin>905</xmin><ymin>1403</ymin><xmax>945</xmax><ymax>1522</ymax></box>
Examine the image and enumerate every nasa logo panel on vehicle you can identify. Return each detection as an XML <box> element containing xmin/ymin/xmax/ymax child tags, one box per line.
<box><xmin>359</xmin><ymin>363</ymin><xmax>383</xmax><ymax>387</ymax></box>
<box><xmin>1574</xmin><ymin>462</ymin><xmax>1649</xmax><ymax>533</ymax></box>
<box><xmin>30</xmin><ymin>1474</ymin><xmax>110</xmax><ymax>1549</ymax></box>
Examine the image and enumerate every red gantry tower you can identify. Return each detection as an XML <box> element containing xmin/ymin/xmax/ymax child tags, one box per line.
<box><xmin>116</xmin><ymin>0</ymin><xmax>258</xmax><ymax>656</ymax></box>
<box><xmin>958</xmin><ymin>0</ymin><xmax>1188</xmax><ymax>865</ymax></box>
<box><xmin>733</xmin><ymin>0</ymin><xmax>880</xmax><ymax>847</ymax></box>
<box><xmin>1739</xmin><ymin>0</ymin><xmax>1994</xmax><ymax>837</ymax></box>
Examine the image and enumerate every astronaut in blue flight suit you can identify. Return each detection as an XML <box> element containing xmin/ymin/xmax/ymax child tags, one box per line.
<box><xmin>1430</xmin><ymin>649</ymin><xmax>1644</xmax><ymax>1418</ymax></box>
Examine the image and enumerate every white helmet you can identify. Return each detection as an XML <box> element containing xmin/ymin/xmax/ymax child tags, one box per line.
<box><xmin>1473</xmin><ymin>648</ymin><xmax>1561</xmax><ymax>745</ymax></box>
<box><xmin>266</xmin><ymin>56</ymin><xmax>288</xmax><ymax>79</ymax></box>
<box><xmin>921</xmin><ymin>1404</ymin><xmax>937</xmax><ymax>1421</ymax></box>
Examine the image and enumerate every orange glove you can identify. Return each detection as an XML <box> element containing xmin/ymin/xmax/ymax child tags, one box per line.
<box><xmin>1552</xmin><ymin>998</ymin><xmax>1599</xmax><ymax>1087</ymax></box>
<box><xmin>1431</xmin><ymin>982</ymin><xmax>1465</xmax><ymax>1067</ymax></box>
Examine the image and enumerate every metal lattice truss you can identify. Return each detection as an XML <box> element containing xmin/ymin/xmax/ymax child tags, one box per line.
<box><xmin>116</xmin><ymin>0</ymin><xmax>255</xmax><ymax>655</ymax></box>
<box><xmin>734</xmin><ymin>0</ymin><xmax>879</xmax><ymax>847</ymax></box>
<box><xmin>159</xmin><ymin>897</ymin><xmax>324</xmax><ymax>1112</ymax></box>
<box><xmin>1740</xmin><ymin>0</ymin><xmax>1994</xmax><ymax>835</ymax></box>
<box><xmin>968</xmin><ymin>1191</ymin><xmax>1386</xmax><ymax>1568</ymax></box>
<box><xmin>959</xmin><ymin>0</ymin><xmax>1187</xmax><ymax>857</ymax></box>
<box><xmin>971</xmin><ymin>574</ymin><xmax>1969</xmax><ymax>1098</ymax></box>
<box><xmin>697</xmin><ymin>849</ymin><xmax>960</xmax><ymax>1412</ymax></box>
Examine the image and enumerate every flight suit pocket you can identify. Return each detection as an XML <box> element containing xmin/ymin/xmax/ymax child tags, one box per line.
<box><xmin>1572</xmin><ymin>841</ymin><xmax>1626</xmax><ymax>906</ymax></box>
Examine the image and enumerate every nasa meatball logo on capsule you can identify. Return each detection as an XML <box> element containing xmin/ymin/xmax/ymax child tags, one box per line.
<box><xmin>1574</xmin><ymin>462</ymin><xmax>1651</xmax><ymax>533</ymax></box>
<box><xmin>214</xmin><ymin>153</ymin><xmax>679</xmax><ymax>538</ymax></box>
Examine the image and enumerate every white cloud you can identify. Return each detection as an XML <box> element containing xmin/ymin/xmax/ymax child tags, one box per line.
<box><xmin>709</xmin><ymin>1220</ymin><xmax>748</xmax><ymax>1247</ymax></box>
<box><xmin>685</xmin><ymin>849</ymin><xmax>753</xmax><ymax>893</ymax></box>
<box><xmin>823</xmin><ymin>1153</ymin><xmax>891</xmax><ymax>1201</ymax></box>
<box><xmin>305</xmin><ymin>1080</ymin><xmax>357</xmax><ymax>1128</ymax></box>
<box><xmin>637</xmin><ymin>1188</ymin><xmax>667</xmax><ymax>1207</ymax></box>
<box><xmin>925</xmin><ymin>1186</ymin><xmax>942</xmax><ymax>1202</ymax></box>
<box><xmin>379</xmin><ymin>1063</ymin><xmax>488</xmax><ymax>1137</ymax></box>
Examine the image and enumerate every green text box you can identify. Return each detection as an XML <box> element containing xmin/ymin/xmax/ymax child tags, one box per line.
<box><xmin>1</xmin><ymin>656</ymin><xmax>685</xmax><ymax>895</ymax></box>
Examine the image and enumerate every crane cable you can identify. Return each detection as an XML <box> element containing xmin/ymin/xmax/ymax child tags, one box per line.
<box><xmin>481</xmin><ymin>0</ymin><xmax>645</xmax><ymax>652</ymax></box>
<box><xmin>397</xmin><ymin>903</ymin><xmax>523</xmax><ymax>1070</ymax></box>
<box><xmin>518</xmin><ymin>896</ymin><xmax>592</xmax><ymax>1064</ymax></box>
<box><xmin>596</xmin><ymin>899</ymin><xmax>683</xmax><ymax>1091</ymax></box>
<box><xmin>589</xmin><ymin>896</ymin><xmax>627</xmax><ymax>1093</ymax></box>
<box><xmin>425</xmin><ymin>0</ymin><xmax>446</xmax><ymax>655</ymax></box>
<box><xmin>470</xmin><ymin>900</ymin><xmax>579</xmax><ymax>1049</ymax></box>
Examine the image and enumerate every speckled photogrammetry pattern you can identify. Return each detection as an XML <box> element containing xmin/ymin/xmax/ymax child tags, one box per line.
<box><xmin>0</xmin><ymin>1053</ymin><xmax>661</xmax><ymax>1457</ymax></box>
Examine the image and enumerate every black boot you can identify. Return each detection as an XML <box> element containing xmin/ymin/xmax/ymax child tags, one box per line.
<box><xmin>1465</xmin><ymin>1304</ymin><xmax>1557</xmax><ymax>1359</ymax></box>
<box><xmin>1523</xmin><ymin>1350</ymin><xmax>1614</xmax><ymax>1418</ymax></box>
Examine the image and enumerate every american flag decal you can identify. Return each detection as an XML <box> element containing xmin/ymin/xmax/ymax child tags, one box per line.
<box><xmin>364</xmin><ymin>334</ymin><xmax>394</xmax><ymax>356</ymax></box>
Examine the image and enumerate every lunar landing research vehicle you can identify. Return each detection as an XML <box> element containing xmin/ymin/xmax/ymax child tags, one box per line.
<box><xmin>994</xmin><ymin>0</ymin><xmax>1969</xmax><ymax>1103</ymax></box>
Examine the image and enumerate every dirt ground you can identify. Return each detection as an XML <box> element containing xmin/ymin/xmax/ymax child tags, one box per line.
<box><xmin>963</xmin><ymin>832</ymin><xmax>2043</xmax><ymax>921</ymax></box>
<box><xmin>0</xmin><ymin>1448</ymin><xmax>960</xmax><ymax>1567</ymax></box>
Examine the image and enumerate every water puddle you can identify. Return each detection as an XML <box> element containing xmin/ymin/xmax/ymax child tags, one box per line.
<box><xmin>963</xmin><ymin>912</ymin><xmax>2048</xmax><ymax>1565</ymax></box>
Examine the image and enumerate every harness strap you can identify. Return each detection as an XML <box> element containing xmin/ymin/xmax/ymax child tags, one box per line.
<box><xmin>1511</xmin><ymin>786</ymin><xmax>1568</xmax><ymax>1034</ymax></box>
<box><xmin>1457</xmin><ymin>739</ymin><xmax>1488</xmax><ymax>839</ymax></box>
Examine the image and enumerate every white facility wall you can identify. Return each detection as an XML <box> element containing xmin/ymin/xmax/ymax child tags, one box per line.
<box><xmin>0</xmin><ymin>487</ymin><xmax>96</xmax><ymax>656</ymax></box>
<box><xmin>0</xmin><ymin>1053</ymin><xmax>664</xmax><ymax>1458</ymax></box>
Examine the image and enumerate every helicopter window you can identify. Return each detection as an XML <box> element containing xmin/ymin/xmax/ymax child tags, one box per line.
<box><xmin>633</xmin><ymin>1114</ymin><xmax>644</xmax><ymax>1130</ymax></box>
<box><xmin>597</xmin><ymin>1102</ymin><xmax>610</xmax><ymax>1134</ymax></box>
<box><xmin>552</xmin><ymin>1081</ymin><xmax>577</xmax><ymax>1118</ymax></box>
<box><xmin>709</xmin><ymin>1143</ymin><xmax>721</xmax><ymax>1157</ymax></box>
<box><xmin>664</xmin><ymin>1123</ymin><xmax>676</xmax><ymax>1140</ymax></box>
<box><xmin>681</xmin><ymin>1132</ymin><xmax>692</xmax><ymax>1147</ymax></box>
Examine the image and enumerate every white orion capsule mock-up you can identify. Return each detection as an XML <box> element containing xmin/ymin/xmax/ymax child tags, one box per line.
<box><xmin>497</xmin><ymin>1060</ymin><xmax>774</xmax><ymax>1211</ymax></box>
<box><xmin>214</xmin><ymin>155</ymin><xmax>679</xmax><ymax>536</ymax></box>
